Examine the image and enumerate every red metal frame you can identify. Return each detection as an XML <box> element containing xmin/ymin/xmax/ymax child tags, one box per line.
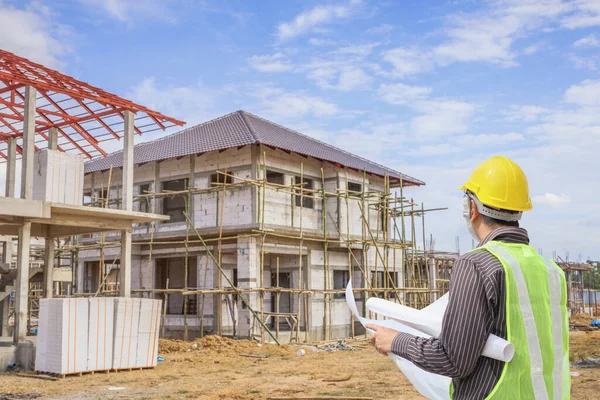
<box><xmin>0</xmin><ymin>49</ymin><xmax>185</xmax><ymax>160</ymax></box>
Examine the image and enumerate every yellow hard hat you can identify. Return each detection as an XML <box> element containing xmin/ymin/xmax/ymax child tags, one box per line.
<box><xmin>459</xmin><ymin>156</ymin><xmax>532</xmax><ymax>212</ymax></box>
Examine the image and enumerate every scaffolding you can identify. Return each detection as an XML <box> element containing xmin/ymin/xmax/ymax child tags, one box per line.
<box><xmin>56</xmin><ymin>151</ymin><xmax>459</xmax><ymax>344</ymax></box>
<box><xmin>556</xmin><ymin>258</ymin><xmax>597</xmax><ymax>316</ymax></box>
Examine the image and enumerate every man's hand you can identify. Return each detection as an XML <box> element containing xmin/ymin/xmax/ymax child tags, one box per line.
<box><xmin>365</xmin><ymin>324</ymin><xmax>399</xmax><ymax>355</ymax></box>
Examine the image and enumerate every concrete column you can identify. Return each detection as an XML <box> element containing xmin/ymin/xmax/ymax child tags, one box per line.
<box><xmin>1</xmin><ymin>294</ymin><xmax>9</xmax><ymax>336</ymax></box>
<box><xmin>122</xmin><ymin>111</ymin><xmax>134</xmax><ymax>212</ymax></box>
<box><xmin>119</xmin><ymin>110</ymin><xmax>134</xmax><ymax>298</ymax></box>
<box><xmin>43</xmin><ymin>238</ymin><xmax>55</xmax><ymax>298</ymax></box>
<box><xmin>119</xmin><ymin>231</ymin><xmax>132</xmax><ymax>297</ymax></box>
<box><xmin>48</xmin><ymin>126</ymin><xmax>58</xmax><ymax>150</ymax></box>
<box><xmin>2</xmin><ymin>138</ymin><xmax>17</xmax><ymax>266</ymax></box>
<box><xmin>237</xmin><ymin>237</ymin><xmax>259</xmax><ymax>337</ymax></box>
<box><xmin>5</xmin><ymin>137</ymin><xmax>16</xmax><ymax>197</ymax></box>
<box><xmin>21</xmin><ymin>86</ymin><xmax>36</xmax><ymax>200</ymax></box>
<box><xmin>152</xmin><ymin>161</ymin><xmax>160</xmax><ymax>214</ymax></box>
<box><xmin>2</xmin><ymin>238</ymin><xmax>12</xmax><ymax>266</ymax></box>
<box><xmin>428</xmin><ymin>257</ymin><xmax>438</xmax><ymax>302</ymax></box>
<box><xmin>14</xmin><ymin>222</ymin><xmax>31</xmax><ymax>344</ymax></box>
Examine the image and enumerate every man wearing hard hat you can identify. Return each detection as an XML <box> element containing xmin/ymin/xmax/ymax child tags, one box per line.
<box><xmin>368</xmin><ymin>156</ymin><xmax>570</xmax><ymax>399</ymax></box>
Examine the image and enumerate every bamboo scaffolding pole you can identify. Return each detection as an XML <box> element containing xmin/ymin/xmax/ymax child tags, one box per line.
<box><xmin>199</xmin><ymin>254</ymin><xmax>208</xmax><ymax>337</ymax></box>
<box><xmin>183</xmin><ymin>211</ymin><xmax>281</xmax><ymax>344</ymax></box>
<box><xmin>321</xmin><ymin>167</ymin><xmax>328</xmax><ymax>340</ymax></box>
<box><xmin>65</xmin><ymin>153</ymin><xmax>449</xmax><ymax>345</ymax></box>
<box><xmin>298</xmin><ymin>162</ymin><xmax>304</xmax><ymax>343</ymax></box>
<box><xmin>140</xmin><ymin>287</ymin><xmax>439</xmax><ymax>296</ymax></box>
<box><xmin>217</xmin><ymin>168</ymin><xmax>227</xmax><ymax>337</ymax></box>
<box><xmin>260</xmin><ymin>153</ymin><xmax>267</xmax><ymax>343</ymax></box>
<box><xmin>345</xmin><ymin>172</ymin><xmax>355</xmax><ymax>337</ymax></box>
<box><xmin>276</xmin><ymin>256</ymin><xmax>280</xmax><ymax>341</ymax></box>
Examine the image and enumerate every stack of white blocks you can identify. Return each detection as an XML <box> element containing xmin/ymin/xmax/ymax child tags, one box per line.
<box><xmin>135</xmin><ymin>298</ymin><xmax>161</xmax><ymax>368</ymax></box>
<box><xmin>112</xmin><ymin>298</ymin><xmax>140</xmax><ymax>369</ymax></box>
<box><xmin>35</xmin><ymin>297</ymin><xmax>161</xmax><ymax>374</ymax></box>
<box><xmin>32</xmin><ymin>149</ymin><xmax>84</xmax><ymax>205</ymax></box>
<box><xmin>35</xmin><ymin>298</ymin><xmax>89</xmax><ymax>374</ymax></box>
<box><xmin>87</xmin><ymin>297</ymin><xmax>115</xmax><ymax>371</ymax></box>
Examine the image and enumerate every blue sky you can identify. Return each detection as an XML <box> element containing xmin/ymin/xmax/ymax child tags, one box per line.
<box><xmin>1</xmin><ymin>0</ymin><xmax>599</xmax><ymax>259</ymax></box>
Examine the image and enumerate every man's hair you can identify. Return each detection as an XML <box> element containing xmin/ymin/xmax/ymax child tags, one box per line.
<box><xmin>481</xmin><ymin>214</ymin><xmax>519</xmax><ymax>228</ymax></box>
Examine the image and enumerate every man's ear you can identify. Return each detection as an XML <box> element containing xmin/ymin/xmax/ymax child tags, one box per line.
<box><xmin>470</xmin><ymin>199</ymin><xmax>480</xmax><ymax>222</ymax></box>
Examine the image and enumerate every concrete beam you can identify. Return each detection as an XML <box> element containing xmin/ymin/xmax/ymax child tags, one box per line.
<box><xmin>14</xmin><ymin>221</ymin><xmax>31</xmax><ymax>344</ymax></box>
<box><xmin>44</xmin><ymin>238</ymin><xmax>55</xmax><ymax>298</ymax></box>
<box><xmin>48</xmin><ymin>126</ymin><xmax>58</xmax><ymax>151</ymax></box>
<box><xmin>5</xmin><ymin>137</ymin><xmax>16</xmax><ymax>198</ymax></box>
<box><xmin>21</xmin><ymin>86</ymin><xmax>36</xmax><ymax>201</ymax></box>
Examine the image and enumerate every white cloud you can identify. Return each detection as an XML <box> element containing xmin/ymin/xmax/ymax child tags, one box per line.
<box><xmin>564</xmin><ymin>79</ymin><xmax>600</xmax><ymax>107</ymax></box>
<box><xmin>561</xmin><ymin>0</ymin><xmax>600</xmax><ymax>29</ymax></box>
<box><xmin>308</xmin><ymin>37</ymin><xmax>339</xmax><ymax>46</ymax></box>
<box><xmin>453</xmin><ymin>132</ymin><xmax>525</xmax><ymax>147</ymax></box>
<box><xmin>533</xmin><ymin>193</ymin><xmax>570</xmax><ymax>206</ymax></box>
<box><xmin>246</xmin><ymin>85</ymin><xmax>340</xmax><ymax>120</ymax></box>
<box><xmin>505</xmin><ymin>105</ymin><xmax>549</xmax><ymax>122</ymax></box>
<box><xmin>304</xmin><ymin>59</ymin><xmax>372</xmax><ymax>91</ymax></box>
<box><xmin>248</xmin><ymin>53</ymin><xmax>293</xmax><ymax>72</ymax></box>
<box><xmin>81</xmin><ymin>0</ymin><xmax>178</xmax><ymax>23</ymax></box>
<box><xmin>381</xmin><ymin>1</ymin><xmax>573</xmax><ymax>74</ymax></box>
<box><xmin>433</xmin><ymin>0</ymin><xmax>568</xmax><ymax>67</ymax></box>
<box><xmin>569</xmin><ymin>54</ymin><xmax>598</xmax><ymax>70</ymax></box>
<box><xmin>277</xmin><ymin>0</ymin><xmax>363</xmax><ymax>41</ymax></box>
<box><xmin>366</xmin><ymin>24</ymin><xmax>394</xmax><ymax>35</ymax></box>
<box><xmin>411</xmin><ymin>100</ymin><xmax>476</xmax><ymax>139</ymax></box>
<box><xmin>126</xmin><ymin>77</ymin><xmax>222</xmax><ymax>127</ymax></box>
<box><xmin>0</xmin><ymin>2</ymin><xmax>71</xmax><ymax>68</ymax></box>
<box><xmin>573</xmin><ymin>33</ymin><xmax>600</xmax><ymax>47</ymax></box>
<box><xmin>381</xmin><ymin>47</ymin><xmax>434</xmax><ymax>77</ymax></box>
<box><xmin>378</xmin><ymin>83</ymin><xmax>432</xmax><ymax>105</ymax></box>
<box><xmin>523</xmin><ymin>44</ymin><xmax>543</xmax><ymax>55</ymax></box>
<box><xmin>333</xmin><ymin>42</ymin><xmax>380</xmax><ymax>56</ymax></box>
<box><xmin>335</xmin><ymin>66</ymin><xmax>372</xmax><ymax>91</ymax></box>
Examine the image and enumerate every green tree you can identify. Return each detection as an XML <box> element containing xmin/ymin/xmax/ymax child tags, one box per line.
<box><xmin>584</xmin><ymin>260</ymin><xmax>600</xmax><ymax>290</ymax></box>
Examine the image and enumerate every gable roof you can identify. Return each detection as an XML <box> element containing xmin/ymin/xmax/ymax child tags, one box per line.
<box><xmin>84</xmin><ymin>110</ymin><xmax>424</xmax><ymax>186</ymax></box>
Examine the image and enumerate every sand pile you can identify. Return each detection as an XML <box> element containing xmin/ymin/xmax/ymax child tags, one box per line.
<box><xmin>571</xmin><ymin>313</ymin><xmax>594</xmax><ymax>325</ymax></box>
<box><xmin>159</xmin><ymin>335</ymin><xmax>293</xmax><ymax>357</ymax></box>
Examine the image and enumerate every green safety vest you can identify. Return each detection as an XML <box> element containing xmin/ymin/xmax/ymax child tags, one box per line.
<box><xmin>451</xmin><ymin>241</ymin><xmax>570</xmax><ymax>400</ymax></box>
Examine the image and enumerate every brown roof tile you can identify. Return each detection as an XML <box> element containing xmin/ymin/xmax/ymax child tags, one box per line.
<box><xmin>85</xmin><ymin>111</ymin><xmax>424</xmax><ymax>186</ymax></box>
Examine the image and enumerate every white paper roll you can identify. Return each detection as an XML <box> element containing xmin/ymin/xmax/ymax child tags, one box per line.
<box><xmin>345</xmin><ymin>281</ymin><xmax>451</xmax><ymax>400</ymax></box>
<box><xmin>365</xmin><ymin>296</ymin><xmax>514</xmax><ymax>362</ymax></box>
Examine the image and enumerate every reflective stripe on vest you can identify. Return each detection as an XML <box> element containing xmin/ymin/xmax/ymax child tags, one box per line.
<box><xmin>486</xmin><ymin>243</ymin><xmax>549</xmax><ymax>400</ymax></box>
<box><xmin>544</xmin><ymin>257</ymin><xmax>565</xmax><ymax>400</ymax></box>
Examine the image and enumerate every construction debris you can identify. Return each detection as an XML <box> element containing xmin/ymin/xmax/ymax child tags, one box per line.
<box><xmin>0</xmin><ymin>394</ymin><xmax>40</xmax><ymax>400</ymax></box>
<box><xmin>571</xmin><ymin>358</ymin><xmax>600</xmax><ymax>369</ymax></box>
<box><xmin>318</xmin><ymin>341</ymin><xmax>359</xmax><ymax>352</ymax></box>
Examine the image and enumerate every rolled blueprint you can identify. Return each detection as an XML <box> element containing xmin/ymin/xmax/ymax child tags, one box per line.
<box><xmin>366</xmin><ymin>296</ymin><xmax>514</xmax><ymax>362</ymax></box>
<box><xmin>345</xmin><ymin>282</ymin><xmax>452</xmax><ymax>400</ymax></box>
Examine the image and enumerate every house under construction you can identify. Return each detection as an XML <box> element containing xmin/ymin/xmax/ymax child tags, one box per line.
<box><xmin>69</xmin><ymin>110</ymin><xmax>457</xmax><ymax>343</ymax></box>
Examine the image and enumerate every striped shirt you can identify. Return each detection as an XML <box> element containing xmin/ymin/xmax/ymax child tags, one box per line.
<box><xmin>392</xmin><ymin>226</ymin><xmax>530</xmax><ymax>400</ymax></box>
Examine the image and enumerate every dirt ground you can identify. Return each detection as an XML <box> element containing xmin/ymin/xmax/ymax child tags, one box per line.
<box><xmin>1</xmin><ymin>332</ymin><xmax>599</xmax><ymax>400</ymax></box>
